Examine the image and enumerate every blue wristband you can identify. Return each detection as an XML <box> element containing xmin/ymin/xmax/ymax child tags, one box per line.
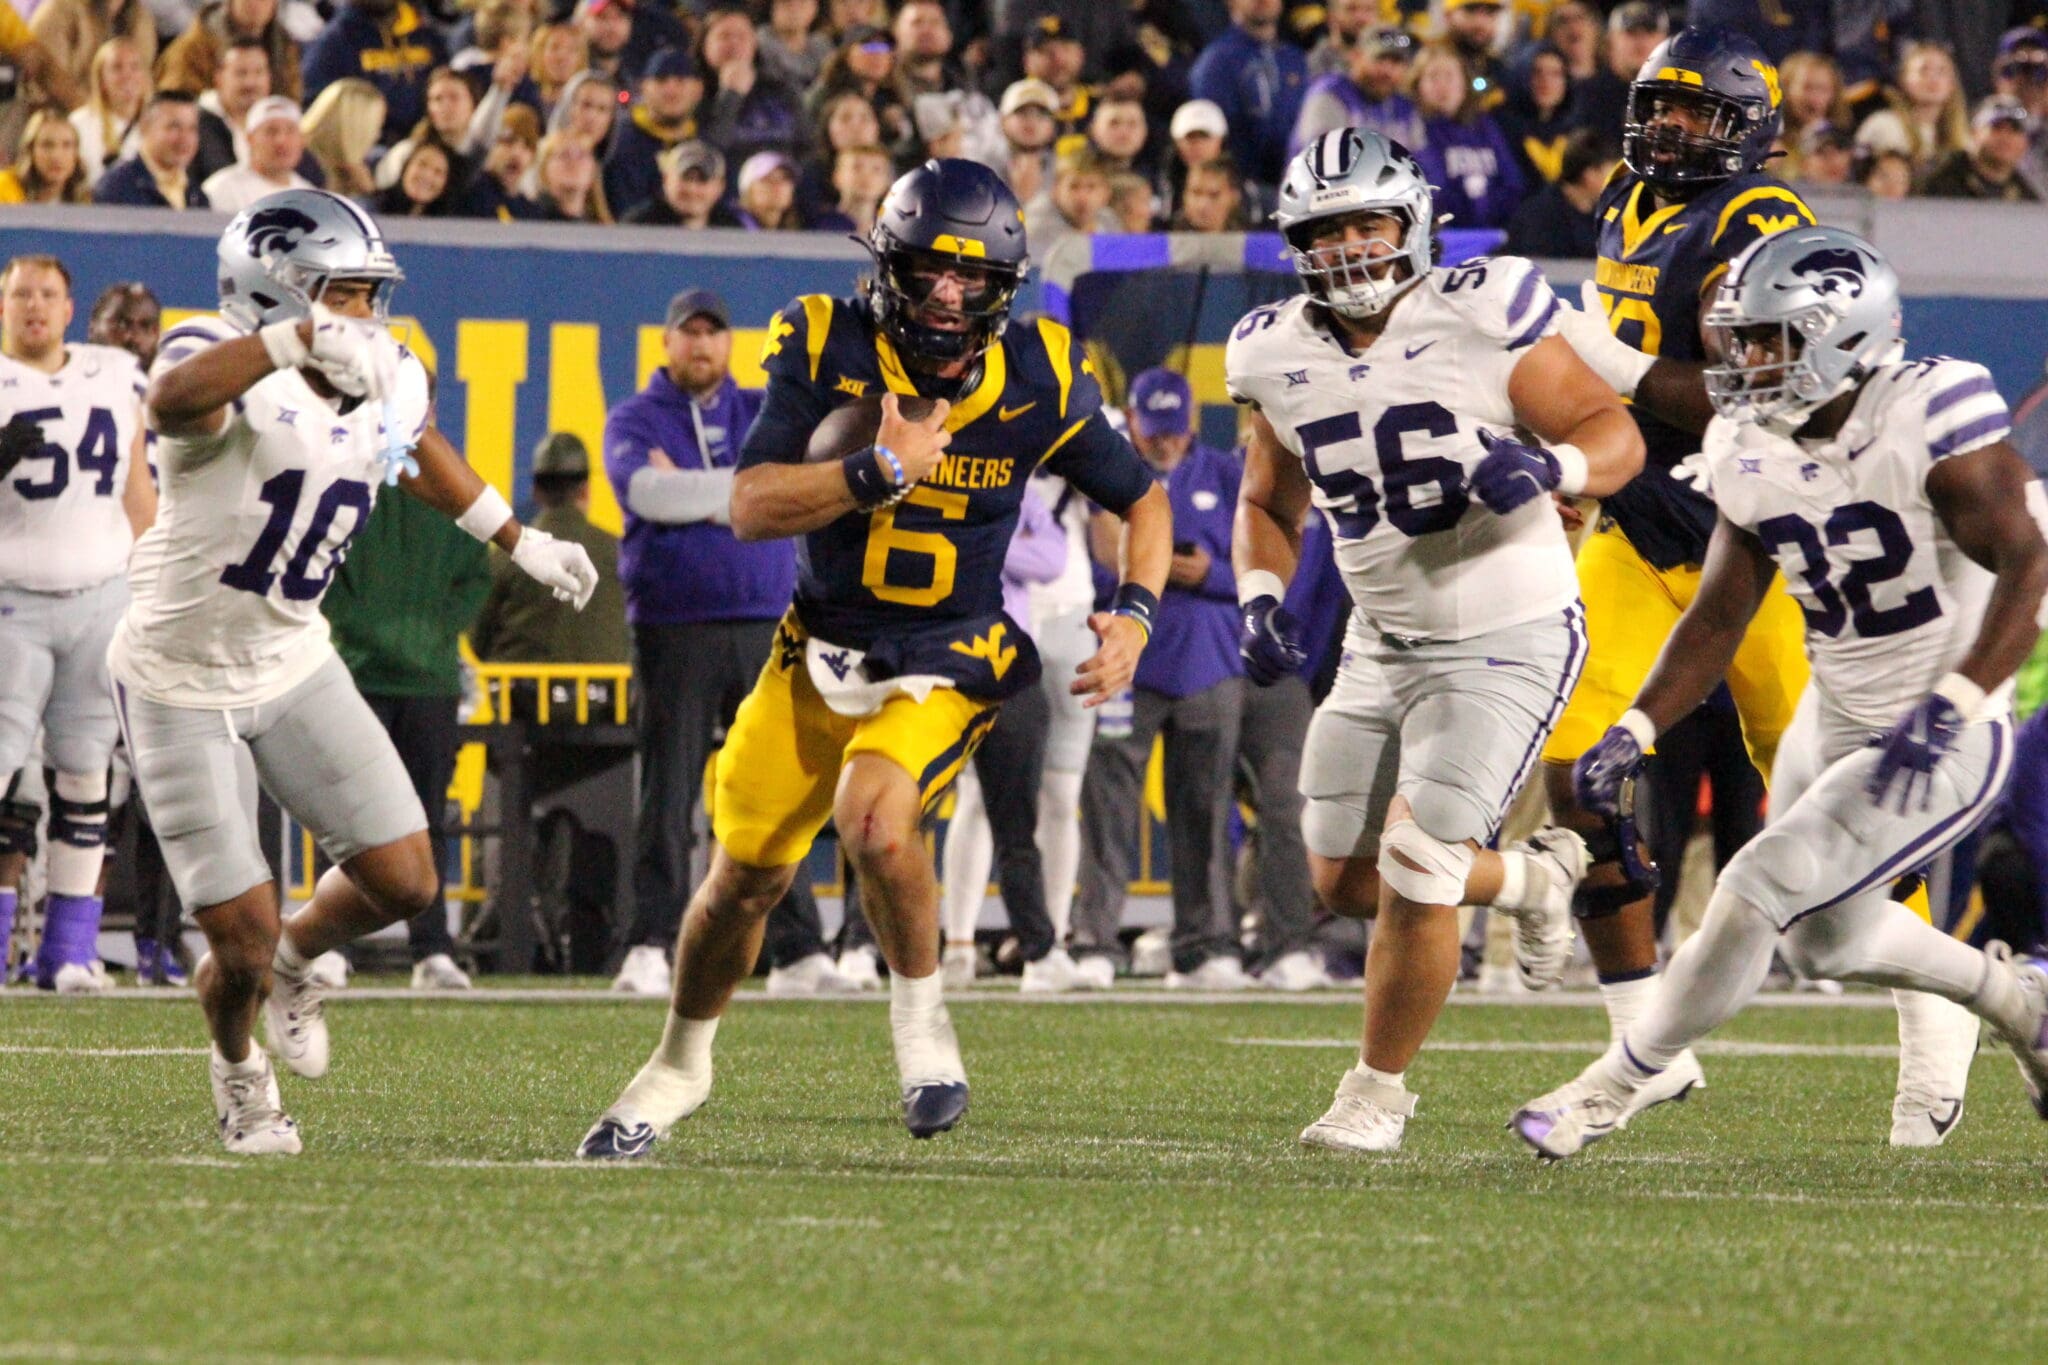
<box><xmin>875</xmin><ymin>445</ymin><xmax>906</xmax><ymax>487</ymax></box>
<box><xmin>1111</xmin><ymin>582</ymin><xmax>1157</xmax><ymax>640</ymax></box>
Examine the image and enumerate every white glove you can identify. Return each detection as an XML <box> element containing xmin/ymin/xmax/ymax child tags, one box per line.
<box><xmin>1555</xmin><ymin>280</ymin><xmax>1657</xmax><ymax>398</ymax></box>
<box><xmin>510</xmin><ymin>525</ymin><xmax>599</xmax><ymax>611</ymax></box>
<box><xmin>1670</xmin><ymin>451</ymin><xmax>1715</xmax><ymax>499</ymax></box>
<box><xmin>307</xmin><ymin>302</ymin><xmax>402</xmax><ymax>401</ymax></box>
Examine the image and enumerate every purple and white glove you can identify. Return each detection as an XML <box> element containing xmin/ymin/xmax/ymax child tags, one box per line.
<box><xmin>1867</xmin><ymin>676</ymin><xmax>1979</xmax><ymax>812</ymax></box>
<box><xmin>1471</xmin><ymin>429</ymin><xmax>1588</xmax><ymax>515</ymax></box>
<box><xmin>1239</xmin><ymin>594</ymin><xmax>1306</xmax><ymax>687</ymax></box>
<box><xmin>1573</xmin><ymin>711</ymin><xmax>1654</xmax><ymax>819</ymax></box>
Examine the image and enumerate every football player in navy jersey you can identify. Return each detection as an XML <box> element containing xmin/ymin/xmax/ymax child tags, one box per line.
<box><xmin>579</xmin><ymin>159</ymin><xmax>1170</xmax><ymax>1154</ymax></box>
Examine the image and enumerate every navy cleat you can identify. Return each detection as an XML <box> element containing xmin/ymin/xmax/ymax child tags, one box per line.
<box><xmin>902</xmin><ymin>1082</ymin><xmax>968</xmax><ymax>1138</ymax></box>
<box><xmin>576</xmin><ymin>1116</ymin><xmax>661</xmax><ymax>1160</ymax></box>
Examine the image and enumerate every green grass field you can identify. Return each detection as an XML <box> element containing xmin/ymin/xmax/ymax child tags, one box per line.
<box><xmin>5</xmin><ymin>988</ymin><xmax>2048</xmax><ymax>1363</ymax></box>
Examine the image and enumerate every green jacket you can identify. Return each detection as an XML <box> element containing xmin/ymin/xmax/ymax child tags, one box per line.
<box><xmin>323</xmin><ymin>487</ymin><xmax>492</xmax><ymax>697</ymax></box>
<box><xmin>471</xmin><ymin>503</ymin><xmax>629</xmax><ymax>665</ymax></box>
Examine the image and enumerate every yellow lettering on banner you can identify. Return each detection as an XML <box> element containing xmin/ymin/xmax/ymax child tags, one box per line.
<box><xmin>387</xmin><ymin>316</ymin><xmax>436</xmax><ymax>375</ymax></box>
<box><xmin>636</xmin><ymin>324</ymin><xmax>665</xmax><ymax>389</ymax></box>
<box><xmin>730</xmin><ymin>329</ymin><xmax>771</xmax><ymax>388</ymax></box>
<box><xmin>455</xmin><ymin>320</ymin><xmax>526</xmax><ymax>500</ymax></box>
<box><xmin>547</xmin><ymin>322</ymin><xmax>622</xmax><ymax>534</ymax></box>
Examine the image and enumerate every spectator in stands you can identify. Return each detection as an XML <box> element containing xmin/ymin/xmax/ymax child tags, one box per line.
<box><xmin>374</xmin><ymin>65</ymin><xmax>482</xmax><ymax>189</ymax></box>
<box><xmin>1307</xmin><ymin>0</ymin><xmax>1377</xmax><ymax>80</ymax></box>
<box><xmin>1109</xmin><ymin>169</ymin><xmax>1158</xmax><ymax>230</ymax></box>
<box><xmin>808</xmin><ymin>25</ymin><xmax>909</xmax><ymax>146</ymax></box>
<box><xmin>301</xmin><ymin>75</ymin><xmax>383</xmax><ymax>195</ymax></box>
<box><xmin>1162</xmin><ymin>97</ymin><xmax>1228</xmax><ymax>215</ymax></box>
<box><xmin>998</xmin><ymin>77</ymin><xmax>1059</xmax><ymax>203</ymax></box>
<box><xmin>1791</xmin><ymin>121</ymin><xmax>1854</xmax><ymax>189</ymax></box>
<box><xmin>460</xmin><ymin>102</ymin><xmax>544</xmax><ymax>217</ymax></box>
<box><xmin>1442</xmin><ymin>0</ymin><xmax>1510</xmax><ymax>111</ymax></box>
<box><xmin>1992</xmin><ymin>28</ymin><xmax>2048</xmax><ymax>193</ymax></box>
<box><xmin>1920</xmin><ymin>95</ymin><xmax>2043</xmax><ymax>202</ymax></box>
<box><xmin>824</xmin><ymin>0</ymin><xmax>883</xmax><ymax>40</ymax></box>
<box><xmin>300</xmin><ymin>0</ymin><xmax>449</xmax><ymax>148</ymax></box>
<box><xmin>1172</xmin><ymin>154</ymin><xmax>1246</xmax><ymax>230</ymax></box>
<box><xmin>321</xmin><ymin>420</ymin><xmax>493</xmax><ymax>993</ymax></box>
<box><xmin>450</xmin><ymin>0</ymin><xmax>537</xmax><ymax>113</ymax></box>
<box><xmin>1019</xmin><ymin>16</ymin><xmax>1091</xmax><ymax>140</ymax></box>
<box><xmin>192</xmin><ymin>35</ymin><xmax>271</xmax><ymax>183</ymax></box>
<box><xmin>0</xmin><ymin>107</ymin><xmax>90</xmax><ymax>201</ymax></box>
<box><xmin>86</xmin><ymin>279</ymin><xmax>158</xmax><ymax>365</ymax></box>
<box><xmin>0</xmin><ymin>6</ymin><xmax>81</xmax><ymax>136</ymax></box>
<box><xmin>733</xmin><ymin>148</ymin><xmax>808</xmax><ymax>227</ymax></box>
<box><xmin>797</xmin><ymin>87</ymin><xmax>875</xmax><ymax>211</ymax></box>
<box><xmin>1023</xmin><ymin>142</ymin><xmax>1116</xmax><ymax>258</ymax></box>
<box><xmin>1189</xmin><ymin>0</ymin><xmax>1309</xmax><ymax>187</ymax></box>
<box><xmin>600</xmin><ymin>46</ymin><xmax>698</xmax><ymax>219</ymax></box>
<box><xmin>529</xmin><ymin>22</ymin><xmax>587</xmax><ymax>120</ymax></box>
<box><xmin>1503</xmin><ymin>127</ymin><xmax>1613</xmax><ymax>258</ymax></box>
<box><xmin>200</xmin><ymin>92</ymin><xmax>310</xmax><ymax>208</ymax></box>
<box><xmin>156</xmin><ymin>0</ymin><xmax>301</xmax><ymax>104</ymax></box>
<box><xmin>1291</xmin><ymin>24</ymin><xmax>1422</xmax><ymax>158</ymax></box>
<box><xmin>471</xmin><ymin>434</ymin><xmax>627</xmax><ymax>668</ymax></box>
<box><xmin>1573</xmin><ymin>1</ymin><xmax>1664</xmax><ymax>141</ymax></box>
<box><xmin>895</xmin><ymin>0</ymin><xmax>962</xmax><ymax>99</ymax></box>
<box><xmin>549</xmin><ymin>69</ymin><xmax>619</xmax><ymax>161</ymax></box>
<box><xmin>1856</xmin><ymin>41</ymin><xmax>1970</xmax><ymax>176</ymax></box>
<box><xmin>533</xmin><ymin>127</ymin><xmax>609</xmax><ymax>220</ymax></box>
<box><xmin>94</xmin><ymin>88</ymin><xmax>206</xmax><ymax>205</ymax></box>
<box><xmin>1410</xmin><ymin>44</ymin><xmax>1522</xmax><ymax>229</ymax></box>
<box><xmin>1544</xmin><ymin>0</ymin><xmax>1601</xmax><ymax>88</ymax></box>
<box><xmin>1088</xmin><ymin>93</ymin><xmax>1153</xmax><ymax>177</ymax></box>
<box><xmin>1855</xmin><ymin>144</ymin><xmax>1914</xmax><ymax>199</ymax></box>
<box><xmin>621</xmin><ymin>136</ymin><xmax>736</xmax><ymax>225</ymax></box>
<box><xmin>71</xmin><ymin>36</ymin><xmax>148</xmax><ymax>183</ymax></box>
<box><xmin>697</xmin><ymin>6</ymin><xmax>804</xmax><ymax>169</ymax></box>
<box><xmin>601</xmin><ymin>287</ymin><xmax>841</xmax><ymax>997</ymax></box>
<box><xmin>1074</xmin><ymin>368</ymin><xmax>1247</xmax><ymax>988</ymax></box>
<box><xmin>572</xmin><ymin>0</ymin><xmax>685</xmax><ymax>90</ymax></box>
<box><xmin>30</xmin><ymin>0</ymin><xmax>156</xmax><ymax>109</ymax></box>
<box><xmin>758</xmin><ymin>0</ymin><xmax>831</xmax><ymax>93</ymax></box>
<box><xmin>1498</xmin><ymin>43</ymin><xmax>1580</xmax><ymax>184</ymax></box>
<box><xmin>368</xmin><ymin>134</ymin><xmax>456</xmax><ymax>213</ymax></box>
<box><xmin>1776</xmin><ymin>50</ymin><xmax>1850</xmax><ymax>181</ymax></box>
<box><xmin>829</xmin><ymin>141</ymin><xmax>891</xmax><ymax>231</ymax></box>
<box><xmin>909</xmin><ymin>89</ymin><xmax>967</xmax><ymax>161</ymax></box>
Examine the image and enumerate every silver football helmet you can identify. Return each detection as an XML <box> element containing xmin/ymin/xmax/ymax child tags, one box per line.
<box><xmin>217</xmin><ymin>188</ymin><xmax>403</xmax><ymax>333</ymax></box>
<box><xmin>1703</xmin><ymin>225</ymin><xmax>1902</xmax><ymax>433</ymax></box>
<box><xmin>1274</xmin><ymin>128</ymin><xmax>1434</xmax><ymax>318</ymax></box>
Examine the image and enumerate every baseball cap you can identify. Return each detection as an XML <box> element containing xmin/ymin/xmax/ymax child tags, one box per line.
<box><xmin>246</xmin><ymin>95</ymin><xmax>301</xmax><ymax>129</ymax></box>
<box><xmin>579</xmin><ymin>0</ymin><xmax>632</xmax><ymax>16</ymax></box>
<box><xmin>659</xmin><ymin>138</ymin><xmax>725</xmax><ymax>179</ymax></box>
<box><xmin>1000</xmin><ymin>77</ymin><xmax>1059</xmax><ymax>117</ymax></box>
<box><xmin>1608</xmin><ymin>1</ymin><xmax>1666</xmax><ymax>35</ymax></box>
<box><xmin>1360</xmin><ymin>24</ymin><xmax>1417</xmax><ymax>58</ymax></box>
<box><xmin>1128</xmin><ymin>368</ymin><xmax>1192</xmax><ymax>438</ymax></box>
<box><xmin>1169</xmin><ymin>99</ymin><xmax>1227</xmax><ymax>141</ymax></box>
<box><xmin>1998</xmin><ymin>26</ymin><xmax>2048</xmax><ymax>60</ymax></box>
<box><xmin>737</xmin><ymin>149</ymin><xmax>796</xmax><ymax>192</ymax></box>
<box><xmin>1974</xmin><ymin>93</ymin><xmax>2034</xmax><ymax>132</ymax></box>
<box><xmin>531</xmin><ymin>432</ymin><xmax>590</xmax><ymax>478</ymax></box>
<box><xmin>844</xmin><ymin>24</ymin><xmax>892</xmax><ymax>51</ymax></box>
<box><xmin>1027</xmin><ymin>15</ymin><xmax>1078</xmax><ymax>49</ymax></box>
<box><xmin>1446</xmin><ymin>0</ymin><xmax>1503</xmax><ymax>10</ymax></box>
<box><xmin>643</xmin><ymin>46</ymin><xmax>697</xmax><ymax>81</ymax></box>
<box><xmin>665</xmin><ymin>288</ymin><xmax>729</xmax><ymax>330</ymax></box>
<box><xmin>1799</xmin><ymin>120</ymin><xmax>1852</xmax><ymax>154</ymax></box>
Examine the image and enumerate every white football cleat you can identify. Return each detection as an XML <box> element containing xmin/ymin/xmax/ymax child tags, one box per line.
<box><xmin>941</xmin><ymin>941</ymin><xmax>978</xmax><ymax>992</ymax></box>
<box><xmin>1300</xmin><ymin>1068</ymin><xmax>1416</xmax><ymax>1154</ymax></box>
<box><xmin>611</xmin><ymin>945</ymin><xmax>670</xmax><ymax>996</ymax></box>
<box><xmin>1020</xmin><ymin>946</ymin><xmax>1083</xmax><ymax>994</ymax></box>
<box><xmin>576</xmin><ymin>1058</ymin><xmax>712</xmax><ymax>1160</ymax></box>
<box><xmin>210</xmin><ymin>1047</ymin><xmax>302</xmax><ymax>1156</ymax></box>
<box><xmin>1891</xmin><ymin>989</ymin><xmax>1978</xmax><ymax>1148</ymax></box>
<box><xmin>1258</xmin><ymin>949</ymin><xmax>1332</xmax><ymax>992</ymax></box>
<box><xmin>1475</xmin><ymin>962</ymin><xmax>1531</xmax><ymax>996</ymax></box>
<box><xmin>306</xmin><ymin>950</ymin><xmax>350</xmax><ymax>991</ymax></box>
<box><xmin>1982</xmin><ymin>943</ymin><xmax>2048</xmax><ymax>1119</ymax></box>
<box><xmin>410</xmin><ymin>953</ymin><xmax>473</xmax><ymax>990</ymax></box>
<box><xmin>765</xmin><ymin>951</ymin><xmax>859</xmax><ymax>997</ymax></box>
<box><xmin>53</xmin><ymin>960</ymin><xmax>113</xmax><ymax>995</ymax></box>
<box><xmin>264</xmin><ymin>953</ymin><xmax>330</xmax><ymax>1079</ymax></box>
<box><xmin>1501</xmin><ymin>827</ymin><xmax>1586</xmax><ymax>990</ymax></box>
<box><xmin>1164</xmin><ymin>955</ymin><xmax>1251</xmax><ymax>991</ymax></box>
<box><xmin>1128</xmin><ymin>927</ymin><xmax>1172</xmax><ymax>977</ymax></box>
<box><xmin>1621</xmin><ymin>1048</ymin><xmax>1705</xmax><ymax>1121</ymax></box>
<box><xmin>835</xmin><ymin>945</ymin><xmax>883</xmax><ymax>992</ymax></box>
<box><xmin>1510</xmin><ymin>1069</ymin><xmax>1632</xmax><ymax>1160</ymax></box>
<box><xmin>1072</xmin><ymin>954</ymin><xmax>1115</xmax><ymax>990</ymax></box>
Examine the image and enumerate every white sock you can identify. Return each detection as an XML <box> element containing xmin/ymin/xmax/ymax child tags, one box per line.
<box><xmin>212</xmin><ymin>1042</ymin><xmax>260</xmax><ymax>1072</ymax></box>
<box><xmin>1969</xmin><ymin>952</ymin><xmax>2034</xmax><ymax>1038</ymax></box>
<box><xmin>890</xmin><ymin>966</ymin><xmax>945</xmax><ymax>1019</ymax></box>
<box><xmin>1037</xmin><ymin>768</ymin><xmax>1084</xmax><ymax>942</ymax></box>
<box><xmin>273</xmin><ymin>929</ymin><xmax>311</xmax><ymax>974</ymax></box>
<box><xmin>889</xmin><ymin>968</ymin><xmax>961</xmax><ymax>1085</ymax></box>
<box><xmin>940</xmin><ymin>774</ymin><xmax>993</xmax><ymax>945</ymax></box>
<box><xmin>1353</xmin><ymin>1061</ymin><xmax>1405</xmax><ymax>1092</ymax></box>
<box><xmin>649</xmin><ymin>1012</ymin><xmax>718</xmax><ymax>1077</ymax></box>
<box><xmin>1623</xmin><ymin>888</ymin><xmax>1779</xmax><ymax>1074</ymax></box>
<box><xmin>1598</xmin><ymin>975</ymin><xmax>1658</xmax><ymax>1044</ymax></box>
<box><xmin>1491</xmin><ymin>850</ymin><xmax>1531</xmax><ymax>911</ymax></box>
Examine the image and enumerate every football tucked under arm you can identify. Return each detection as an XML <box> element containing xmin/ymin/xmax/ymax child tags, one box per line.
<box><xmin>803</xmin><ymin>393</ymin><xmax>939</xmax><ymax>463</ymax></box>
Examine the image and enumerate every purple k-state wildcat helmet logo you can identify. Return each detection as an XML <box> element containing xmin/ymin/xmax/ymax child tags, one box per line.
<box><xmin>243</xmin><ymin>206</ymin><xmax>331</xmax><ymax>261</ymax></box>
<box><xmin>1785</xmin><ymin>247</ymin><xmax>1868</xmax><ymax>300</ymax></box>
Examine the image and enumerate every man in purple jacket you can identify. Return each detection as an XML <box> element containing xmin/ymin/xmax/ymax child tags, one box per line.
<box><xmin>1073</xmin><ymin>369</ymin><xmax>1249</xmax><ymax>987</ymax></box>
<box><xmin>602</xmin><ymin>288</ymin><xmax>844</xmax><ymax>996</ymax></box>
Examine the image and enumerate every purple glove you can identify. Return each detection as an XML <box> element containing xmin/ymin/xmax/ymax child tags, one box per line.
<box><xmin>1573</xmin><ymin>724</ymin><xmax>1646</xmax><ymax>819</ymax></box>
<box><xmin>1866</xmin><ymin>692</ymin><xmax>1965</xmax><ymax>813</ymax></box>
<box><xmin>1239</xmin><ymin>595</ymin><xmax>1306</xmax><ymax>687</ymax></box>
<box><xmin>1470</xmin><ymin>428</ymin><xmax>1562</xmax><ymax>515</ymax></box>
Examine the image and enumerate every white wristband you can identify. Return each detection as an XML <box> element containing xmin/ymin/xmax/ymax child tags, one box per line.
<box><xmin>1932</xmin><ymin>671</ymin><xmax>1986</xmax><ymax>722</ymax></box>
<box><xmin>260</xmin><ymin>319</ymin><xmax>309</xmax><ymax>372</ymax></box>
<box><xmin>1615</xmin><ymin>707</ymin><xmax>1658</xmax><ymax>749</ymax></box>
<box><xmin>1237</xmin><ymin>569</ymin><xmax>1286</xmax><ymax>608</ymax></box>
<box><xmin>455</xmin><ymin>485</ymin><xmax>514</xmax><ymax>543</ymax></box>
<box><xmin>1550</xmin><ymin>442</ymin><xmax>1589</xmax><ymax>497</ymax></box>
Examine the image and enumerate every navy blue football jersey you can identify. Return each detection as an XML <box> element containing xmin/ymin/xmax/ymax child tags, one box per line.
<box><xmin>1592</xmin><ymin>168</ymin><xmax>1815</xmax><ymax>568</ymax></box>
<box><xmin>739</xmin><ymin>293</ymin><xmax>1151</xmax><ymax>648</ymax></box>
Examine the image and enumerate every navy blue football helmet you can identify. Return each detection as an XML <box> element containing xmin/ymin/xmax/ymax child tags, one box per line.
<box><xmin>865</xmin><ymin>158</ymin><xmax>1028</xmax><ymax>372</ymax></box>
<box><xmin>1624</xmin><ymin>27</ymin><xmax>1784</xmax><ymax>194</ymax></box>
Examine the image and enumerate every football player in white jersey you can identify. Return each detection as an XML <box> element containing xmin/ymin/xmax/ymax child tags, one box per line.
<box><xmin>120</xmin><ymin>189</ymin><xmax>599</xmax><ymax>1154</ymax></box>
<box><xmin>1511</xmin><ymin>226</ymin><xmax>2048</xmax><ymax>1160</ymax></box>
<box><xmin>0</xmin><ymin>254</ymin><xmax>154</xmax><ymax>992</ymax></box>
<box><xmin>1229</xmin><ymin>129</ymin><xmax>1647</xmax><ymax>1152</ymax></box>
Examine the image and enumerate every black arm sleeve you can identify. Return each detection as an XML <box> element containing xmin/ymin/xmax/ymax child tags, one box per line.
<box><xmin>1042</xmin><ymin>412</ymin><xmax>1151</xmax><ymax>517</ymax></box>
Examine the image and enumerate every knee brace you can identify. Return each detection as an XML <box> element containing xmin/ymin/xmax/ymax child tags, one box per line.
<box><xmin>1377</xmin><ymin>819</ymin><xmax>1474</xmax><ymax>908</ymax></box>
<box><xmin>1573</xmin><ymin>811</ymin><xmax>1661</xmax><ymax>920</ymax></box>
<box><xmin>49</xmin><ymin>769</ymin><xmax>110</xmax><ymax>849</ymax></box>
<box><xmin>0</xmin><ymin>771</ymin><xmax>38</xmax><ymax>858</ymax></box>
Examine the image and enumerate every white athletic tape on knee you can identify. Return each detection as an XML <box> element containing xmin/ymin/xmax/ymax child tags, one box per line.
<box><xmin>1377</xmin><ymin>819</ymin><xmax>1474</xmax><ymax>907</ymax></box>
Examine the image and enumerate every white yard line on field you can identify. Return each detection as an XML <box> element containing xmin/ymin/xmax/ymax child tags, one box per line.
<box><xmin>1227</xmin><ymin>1038</ymin><xmax>1908</xmax><ymax>1058</ymax></box>
<box><xmin>0</xmin><ymin>1045</ymin><xmax>209</xmax><ymax>1057</ymax></box>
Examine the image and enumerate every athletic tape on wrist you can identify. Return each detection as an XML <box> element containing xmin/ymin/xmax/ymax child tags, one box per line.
<box><xmin>1933</xmin><ymin>671</ymin><xmax>1986</xmax><ymax>722</ymax></box>
<box><xmin>456</xmin><ymin>486</ymin><xmax>514</xmax><ymax>542</ymax></box>
<box><xmin>1550</xmin><ymin>442</ymin><xmax>1589</xmax><ymax>497</ymax></box>
<box><xmin>260</xmin><ymin>319</ymin><xmax>310</xmax><ymax>371</ymax></box>
<box><xmin>1237</xmin><ymin>569</ymin><xmax>1285</xmax><ymax>608</ymax></box>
